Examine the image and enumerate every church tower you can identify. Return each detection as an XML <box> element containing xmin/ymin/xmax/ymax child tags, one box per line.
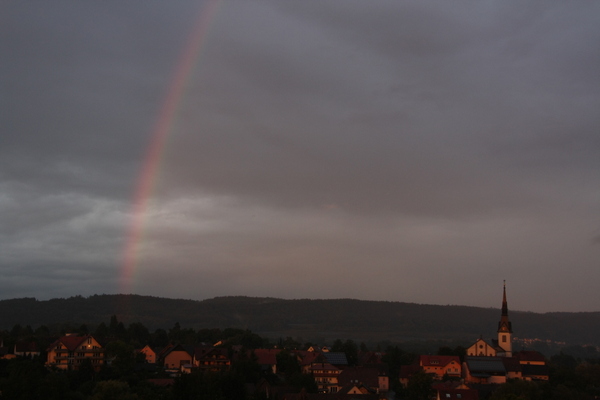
<box><xmin>497</xmin><ymin>281</ymin><xmax>512</xmax><ymax>356</ymax></box>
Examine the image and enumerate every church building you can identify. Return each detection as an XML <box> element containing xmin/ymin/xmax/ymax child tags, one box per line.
<box><xmin>463</xmin><ymin>283</ymin><xmax>550</xmax><ymax>383</ymax></box>
<box><xmin>467</xmin><ymin>282</ymin><xmax>513</xmax><ymax>357</ymax></box>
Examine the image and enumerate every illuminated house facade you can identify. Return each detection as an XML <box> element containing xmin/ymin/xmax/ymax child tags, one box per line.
<box><xmin>46</xmin><ymin>334</ymin><xmax>104</xmax><ymax>371</ymax></box>
<box><xmin>419</xmin><ymin>355</ymin><xmax>462</xmax><ymax>378</ymax></box>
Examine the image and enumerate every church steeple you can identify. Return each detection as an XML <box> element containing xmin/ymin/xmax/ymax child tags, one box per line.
<box><xmin>497</xmin><ymin>281</ymin><xmax>512</xmax><ymax>356</ymax></box>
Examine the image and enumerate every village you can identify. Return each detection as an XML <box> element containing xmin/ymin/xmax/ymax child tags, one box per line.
<box><xmin>3</xmin><ymin>284</ymin><xmax>591</xmax><ymax>400</ymax></box>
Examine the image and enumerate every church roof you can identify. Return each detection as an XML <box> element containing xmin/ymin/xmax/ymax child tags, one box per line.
<box><xmin>465</xmin><ymin>356</ymin><xmax>506</xmax><ymax>375</ymax></box>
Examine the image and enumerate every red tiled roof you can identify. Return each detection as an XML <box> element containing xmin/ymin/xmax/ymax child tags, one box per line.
<box><xmin>50</xmin><ymin>335</ymin><xmax>89</xmax><ymax>351</ymax></box>
<box><xmin>357</xmin><ymin>351</ymin><xmax>384</xmax><ymax>365</ymax></box>
<box><xmin>195</xmin><ymin>347</ymin><xmax>229</xmax><ymax>360</ymax></box>
<box><xmin>296</xmin><ymin>351</ymin><xmax>324</xmax><ymax>366</ymax></box>
<box><xmin>253</xmin><ymin>349</ymin><xmax>281</xmax><ymax>365</ymax></box>
<box><xmin>419</xmin><ymin>355</ymin><xmax>460</xmax><ymax>368</ymax></box>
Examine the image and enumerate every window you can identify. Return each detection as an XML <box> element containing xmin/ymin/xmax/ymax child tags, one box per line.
<box><xmin>502</xmin><ymin>335</ymin><xmax>507</xmax><ymax>343</ymax></box>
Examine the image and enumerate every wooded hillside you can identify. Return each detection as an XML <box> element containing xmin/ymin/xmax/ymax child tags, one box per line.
<box><xmin>0</xmin><ymin>295</ymin><xmax>598</xmax><ymax>346</ymax></box>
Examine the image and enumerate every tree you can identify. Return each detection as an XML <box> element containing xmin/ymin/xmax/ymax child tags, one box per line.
<box><xmin>231</xmin><ymin>350</ymin><xmax>261</xmax><ymax>383</ymax></box>
<box><xmin>151</xmin><ymin>329</ymin><xmax>169</xmax><ymax>348</ymax></box>
<box><xmin>90</xmin><ymin>380</ymin><xmax>138</xmax><ymax>400</ymax></box>
<box><xmin>95</xmin><ymin>322</ymin><xmax>109</xmax><ymax>339</ymax></box>
<box><xmin>276</xmin><ymin>350</ymin><xmax>301</xmax><ymax>376</ymax></box>
<box><xmin>0</xmin><ymin>358</ymin><xmax>48</xmax><ymax>399</ymax></box>
<box><xmin>127</xmin><ymin>322</ymin><xmax>150</xmax><ymax>347</ymax></box>
<box><xmin>404</xmin><ymin>371</ymin><xmax>434</xmax><ymax>400</ymax></box>
<box><xmin>105</xmin><ymin>341</ymin><xmax>135</xmax><ymax>377</ymax></box>
<box><xmin>489</xmin><ymin>380</ymin><xmax>544</xmax><ymax>400</ymax></box>
<box><xmin>172</xmin><ymin>370</ymin><xmax>245</xmax><ymax>400</ymax></box>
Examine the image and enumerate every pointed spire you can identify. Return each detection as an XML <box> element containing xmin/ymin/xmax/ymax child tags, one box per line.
<box><xmin>502</xmin><ymin>280</ymin><xmax>508</xmax><ymax>316</ymax></box>
<box><xmin>498</xmin><ymin>281</ymin><xmax>512</xmax><ymax>333</ymax></box>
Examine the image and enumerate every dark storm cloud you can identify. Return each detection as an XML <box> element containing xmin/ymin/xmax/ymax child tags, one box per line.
<box><xmin>1</xmin><ymin>0</ymin><xmax>599</xmax><ymax>311</ymax></box>
<box><xmin>160</xmin><ymin>0</ymin><xmax>600</xmax><ymax>219</ymax></box>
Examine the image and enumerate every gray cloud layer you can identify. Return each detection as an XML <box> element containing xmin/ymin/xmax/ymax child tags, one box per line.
<box><xmin>2</xmin><ymin>0</ymin><xmax>599</xmax><ymax>312</ymax></box>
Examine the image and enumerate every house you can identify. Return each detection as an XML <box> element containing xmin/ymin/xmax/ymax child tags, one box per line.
<box><xmin>501</xmin><ymin>357</ymin><xmax>522</xmax><ymax>380</ymax></box>
<box><xmin>513</xmin><ymin>351</ymin><xmax>549</xmax><ymax>381</ymax></box>
<box><xmin>46</xmin><ymin>334</ymin><xmax>105</xmax><ymax>371</ymax></box>
<box><xmin>433</xmin><ymin>381</ymin><xmax>479</xmax><ymax>400</ymax></box>
<box><xmin>311</xmin><ymin>362</ymin><xmax>342</xmax><ymax>393</ymax></box>
<box><xmin>137</xmin><ymin>345</ymin><xmax>159</xmax><ymax>363</ymax></box>
<box><xmin>14</xmin><ymin>341</ymin><xmax>40</xmax><ymax>358</ymax></box>
<box><xmin>296</xmin><ymin>351</ymin><xmax>326</xmax><ymax>374</ymax></box>
<box><xmin>357</xmin><ymin>351</ymin><xmax>384</xmax><ymax>366</ymax></box>
<box><xmin>462</xmin><ymin>356</ymin><xmax>506</xmax><ymax>384</ymax></box>
<box><xmin>194</xmin><ymin>347</ymin><xmax>231</xmax><ymax>371</ymax></box>
<box><xmin>322</xmin><ymin>352</ymin><xmax>348</xmax><ymax>368</ymax></box>
<box><xmin>307</xmin><ymin>346</ymin><xmax>330</xmax><ymax>352</ymax></box>
<box><xmin>338</xmin><ymin>366</ymin><xmax>389</xmax><ymax>394</ymax></box>
<box><xmin>253</xmin><ymin>348</ymin><xmax>281</xmax><ymax>374</ymax></box>
<box><xmin>419</xmin><ymin>355</ymin><xmax>461</xmax><ymax>379</ymax></box>
<box><xmin>158</xmin><ymin>344</ymin><xmax>193</xmax><ymax>371</ymax></box>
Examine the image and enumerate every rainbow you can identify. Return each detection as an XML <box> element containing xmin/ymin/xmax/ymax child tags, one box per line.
<box><xmin>119</xmin><ymin>0</ymin><xmax>222</xmax><ymax>294</ymax></box>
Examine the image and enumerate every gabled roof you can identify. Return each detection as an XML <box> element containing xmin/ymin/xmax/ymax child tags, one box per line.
<box><xmin>464</xmin><ymin>357</ymin><xmax>505</xmax><ymax>375</ymax></box>
<box><xmin>138</xmin><ymin>345</ymin><xmax>160</xmax><ymax>354</ymax></box>
<box><xmin>323</xmin><ymin>352</ymin><xmax>348</xmax><ymax>366</ymax></box>
<box><xmin>311</xmin><ymin>362</ymin><xmax>340</xmax><ymax>372</ymax></box>
<box><xmin>49</xmin><ymin>335</ymin><xmax>95</xmax><ymax>351</ymax></box>
<box><xmin>193</xmin><ymin>345</ymin><xmax>213</xmax><ymax>359</ymax></box>
<box><xmin>195</xmin><ymin>347</ymin><xmax>229</xmax><ymax>360</ymax></box>
<box><xmin>159</xmin><ymin>343</ymin><xmax>192</xmax><ymax>359</ymax></box>
<box><xmin>420</xmin><ymin>355</ymin><xmax>461</xmax><ymax>368</ymax></box>
<box><xmin>253</xmin><ymin>349</ymin><xmax>281</xmax><ymax>365</ymax></box>
<box><xmin>357</xmin><ymin>351</ymin><xmax>384</xmax><ymax>365</ymax></box>
<box><xmin>338</xmin><ymin>383</ymin><xmax>376</xmax><ymax>395</ymax></box>
<box><xmin>296</xmin><ymin>351</ymin><xmax>324</xmax><ymax>366</ymax></box>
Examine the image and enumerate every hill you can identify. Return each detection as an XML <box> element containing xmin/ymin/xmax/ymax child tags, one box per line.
<box><xmin>0</xmin><ymin>295</ymin><xmax>598</xmax><ymax>346</ymax></box>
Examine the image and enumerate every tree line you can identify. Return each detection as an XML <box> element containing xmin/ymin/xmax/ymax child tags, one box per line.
<box><xmin>1</xmin><ymin>317</ymin><xmax>599</xmax><ymax>399</ymax></box>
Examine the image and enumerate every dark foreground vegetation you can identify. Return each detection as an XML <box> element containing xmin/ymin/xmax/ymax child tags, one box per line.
<box><xmin>1</xmin><ymin>316</ymin><xmax>600</xmax><ymax>399</ymax></box>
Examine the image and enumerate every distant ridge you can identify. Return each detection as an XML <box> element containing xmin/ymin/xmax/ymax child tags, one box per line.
<box><xmin>0</xmin><ymin>295</ymin><xmax>598</xmax><ymax>345</ymax></box>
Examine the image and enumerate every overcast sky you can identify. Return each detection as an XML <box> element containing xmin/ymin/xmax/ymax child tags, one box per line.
<box><xmin>2</xmin><ymin>1</ymin><xmax>599</xmax><ymax>313</ymax></box>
